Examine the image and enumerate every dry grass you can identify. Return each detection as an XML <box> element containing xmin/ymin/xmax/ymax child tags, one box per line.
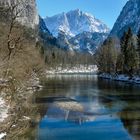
<box><xmin>0</xmin><ymin>20</ymin><xmax>45</xmax><ymax>91</ymax></box>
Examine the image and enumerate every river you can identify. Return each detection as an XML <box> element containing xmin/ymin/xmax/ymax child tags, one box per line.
<box><xmin>30</xmin><ymin>74</ymin><xmax>140</xmax><ymax>140</ymax></box>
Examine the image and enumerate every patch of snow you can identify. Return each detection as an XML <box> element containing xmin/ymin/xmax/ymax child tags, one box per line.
<box><xmin>26</xmin><ymin>72</ymin><xmax>42</xmax><ymax>91</ymax></box>
<box><xmin>23</xmin><ymin>116</ymin><xmax>31</xmax><ymax>120</ymax></box>
<box><xmin>12</xmin><ymin>125</ymin><xmax>16</xmax><ymax>128</ymax></box>
<box><xmin>0</xmin><ymin>132</ymin><xmax>6</xmax><ymax>140</ymax></box>
<box><xmin>0</xmin><ymin>97</ymin><xmax>8</xmax><ymax>122</ymax></box>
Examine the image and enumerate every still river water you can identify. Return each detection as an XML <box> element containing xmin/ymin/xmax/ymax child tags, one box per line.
<box><xmin>30</xmin><ymin>74</ymin><xmax>140</xmax><ymax>140</ymax></box>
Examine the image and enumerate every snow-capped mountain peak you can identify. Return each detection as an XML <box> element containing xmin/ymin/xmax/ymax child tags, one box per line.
<box><xmin>44</xmin><ymin>9</ymin><xmax>110</xmax><ymax>37</ymax></box>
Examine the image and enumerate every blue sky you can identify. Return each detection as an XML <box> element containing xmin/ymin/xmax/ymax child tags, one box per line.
<box><xmin>36</xmin><ymin>0</ymin><xmax>128</xmax><ymax>29</ymax></box>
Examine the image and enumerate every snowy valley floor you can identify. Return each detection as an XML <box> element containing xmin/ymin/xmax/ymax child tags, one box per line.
<box><xmin>46</xmin><ymin>65</ymin><xmax>140</xmax><ymax>84</ymax></box>
<box><xmin>46</xmin><ymin>65</ymin><xmax>98</xmax><ymax>74</ymax></box>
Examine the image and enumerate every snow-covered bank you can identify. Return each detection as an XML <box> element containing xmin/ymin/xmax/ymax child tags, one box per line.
<box><xmin>46</xmin><ymin>65</ymin><xmax>98</xmax><ymax>74</ymax></box>
<box><xmin>0</xmin><ymin>97</ymin><xmax>9</xmax><ymax>140</ymax></box>
<box><xmin>0</xmin><ymin>72</ymin><xmax>43</xmax><ymax>139</ymax></box>
<box><xmin>99</xmin><ymin>73</ymin><xmax>140</xmax><ymax>84</ymax></box>
<box><xmin>26</xmin><ymin>72</ymin><xmax>43</xmax><ymax>91</ymax></box>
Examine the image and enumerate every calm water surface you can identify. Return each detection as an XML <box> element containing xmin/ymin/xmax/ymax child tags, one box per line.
<box><xmin>33</xmin><ymin>74</ymin><xmax>140</xmax><ymax>140</ymax></box>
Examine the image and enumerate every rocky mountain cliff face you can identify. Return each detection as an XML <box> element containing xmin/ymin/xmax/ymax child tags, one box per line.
<box><xmin>39</xmin><ymin>16</ymin><xmax>57</xmax><ymax>47</ymax></box>
<box><xmin>0</xmin><ymin>0</ymin><xmax>39</xmax><ymax>28</ymax></box>
<box><xmin>44</xmin><ymin>9</ymin><xmax>109</xmax><ymax>54</ymax></box>
<box><xmin>110</xmin><ymin>0</ymin><xmax>140</xmax><ymax>37</ymax></box>
<box><xmin>69</xmin><ymin>32</ymin><xmax>108</xmax><ymax>54</ymax></box>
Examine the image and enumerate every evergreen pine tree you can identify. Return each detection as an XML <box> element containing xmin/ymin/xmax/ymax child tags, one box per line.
<box><xmin>120</xmin><ymin>28</ymin><xmax>139</xmax><ymax>75</ymax></box>
<box><xmin>96</xmin><ymin>38</ymin><xmax>118</xmax><ymax>74</ymax></box>
<box><xmin>137</xmin><ymin>28</ymin><xmax>140</xmax><ymax>73</ymax></box>
<box><xmin>137</xmin><ymin>29</ymin><xmax>140</xmax><ymax>53</ymax></box>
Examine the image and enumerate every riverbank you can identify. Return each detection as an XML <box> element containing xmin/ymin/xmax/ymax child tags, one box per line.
<box><xmin>0</xmin><ymin>97</ymin><xmax>8</xmax><ymax>123</ymax></box>
<box><xmin>99</xmin><ymin>73</ymin><xmax>140</xmax><ymax>84</ymax></box>
<box><xmin>46</xmin><ymin>65</ymin><xmax>98</xmax><ymax>74</ymax></box>
<box><xmin>0</xmin><ymin>72</ymin><xmax>42</xmax><ymax>140</ymax></box>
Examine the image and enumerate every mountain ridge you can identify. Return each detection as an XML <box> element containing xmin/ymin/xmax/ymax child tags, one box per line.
<box><xmin>43</xmin><ymin>9</ymin><xmax>109</xmax><ymax>54</ymax></box>
<box><xmin>110</xmin><ymin>0</ymin><xmax>140</xmax><ymax>37</ymax></box>
<box><xmin>44</xmin><ymin>9</ymin><xmax>110</xmax><ymax>37</ymax></box>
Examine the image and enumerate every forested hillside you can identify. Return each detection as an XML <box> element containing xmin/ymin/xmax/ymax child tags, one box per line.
<box><xmin>96</xmin><ymin>28</ymin><xmax>140</xmax><ymax>77</ymax></box>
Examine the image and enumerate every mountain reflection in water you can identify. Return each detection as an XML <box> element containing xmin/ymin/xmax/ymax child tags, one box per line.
<box><xmin>34</xmin><ymin>74</ymin><xmax>140</xmax><ymax>140</ymax></box>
